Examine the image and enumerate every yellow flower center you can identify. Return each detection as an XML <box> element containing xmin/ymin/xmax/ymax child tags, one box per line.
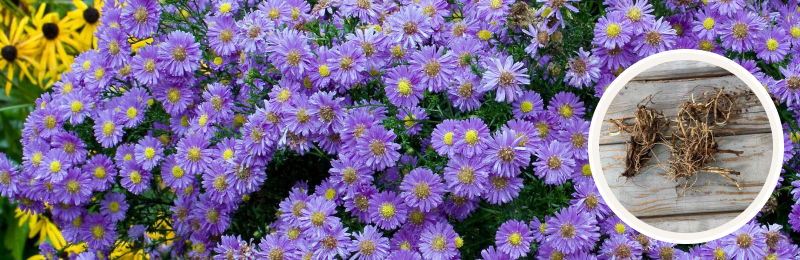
<box><xmin>324</xmin><ymin>188</ymin><xmax>336</xmax><ymax>200</ymax></box>
<box><xmin>278</xmin><ymin>89</ymin><xmax>291</xmax><ymax>102</ymax></box>
<box><xmin>318</xmin><ymin>64</ymin><xmax>330</xmax><ymax>77</ymax></box>
<box><xmin>213</xmin><ymin>175</ymin><xmax>227</xmax><ymax>191</ymax></box>
<box><xmin>49</xmin><ymin>160</ymin><xmax>62</xmax><ymax>174</ymax></box>
<box><xmin>455</xmin><ymin>237</ymin><xmax>463</xmax><ymax>248</ymax></box>
<box><xmin>310</xmin><ymin>211</ymin><xmax>326</xmax><ymax>226</ymax></box>
<box><xmin>267</xmin><ymin>8</ymin><xmax>280</xmax><ymax>20</ymax></box>
<box><xmin>606</xmin><ymin>23</ymin><xmax>621</xmax><ymax>38</ymax></box>
<box><xmin>126</xmin><ymin>107</ymin><xmax>138</xmax><ymax>119</ymax></box>
<box><xmin>508</xmin><ymin>232</ymin><xmax>522</xmax><ymax>246</ymax></box>
<box><xmin>83</xmin><ymin>60</ymin><xmax>91</xmax><ymax>71</ymax></box>
<box><xmin>443</xmin><ymin>132</ymin><xmax>454</xmax><ymax>145</ymax></box>
<box><xmin>101</xmin><ymin>121</ymin><xmax>115</xmax><ymax>137</ymax></box>
<box><xmin>703</xmin><ymin>17</ymin><xmax>715</xmax><ymax>30</ymax></box>
<box><xmin>32</xmin><ymin>152</ymin><xmax>43</xmax><ymax>167</ymax></box>
<box><xmin>187</xmin><ymin>148</ymin><xmax>202</xmax><ymax>161</ymax></box>
<box><xmin>92</xmin><ymin>225</ymin><xmax>105</xmax><ymax>239</ymax></box>
<box><xmin>792</xmin><ymin>27</ymin><xmax>800</xmax><ymax>38</ymax></box>
<box><xmin>66</xmin><ymin>180</ymin><xmax>80</xmax><ymax>194</ymax></box>
<box><xmin>219</xmin><ymin>3</ymin><xmax>231</xmax><ymax>13</ymax></box>
<box><xmin>558</xmin><ymin>104</ymin><xmax>574</xmax><ymax>118</ymax></box>
<box><xmin>109</xmin><ymin>201</ymin><xmax>120</xmax><ymax>212</ymax></box>
<box><xmin>397</xmin><ymin>79</ymin><xmax>413</xmax><ymax>97</ymax></box>
<box><xmin>167</xmin><ymin>88</ymin><xmax>181</xmax><ymax>103</ymax></box>
<box><xmin>144</xmin><ymin>59</ymin><xmax>156</xmax><ymax>72</ymax></box>
<box><xmin>520</xmin><ymin>101</ymin><xmax>533</xmax><ymax>113</ymax></box>
<box><xmin>369</xmin><ymin>140</ymin><xmax>386</xmax><ymax>156</ymax></box>
<box><xmin>581</xmin><ymin>164</ymin><xmax>592</xmax><ymax>177</ymax></box>
<box><xmin>198</xmin><ymin>113</ymin><xmax>209</xmax><ymax>126</ymax></box>
<box><xmin>172</xmin><ymin>46</ymin><xmax>187</xmax><ymax>61</ymax></box>
<box><xmin>614</xmin><ymin>223</ymin><xmax>626</xmax><ymax>234</ymax></box>
<box><xmin>626</xmin><ymin>8</ymin><xmax>641</xmax><ymax>21</ymax></box>
<box><xmin>130</xmin><ymin>171</ymin><xmax>142</xmax><ymax>184</ymax></box>
<box><xmin>458</xmin><ymin>167</ymin><xmax>475</xmax><ymax>184</ymax></box>
<box><xmin>404</xmin><ymin>115</ymin><xmax>416</xmax><ymax>128</ymax></box>
<box><xmin>180</xmin><ymin>116</ymin><xmax>190</xmax><ymax>127</ymax></box>
<box><xmin>222</xmin><ymin>149</ymin><xmax>234</xmax><ymax>161</ymax></box>
<box><xmin>489</xmin><ymin>0</ymin><xmax>502</xmax><ymax>9</ymax></box>
<box><xmin>477</xmin><ymin>30</ymin><xmax>492</xmax><ymax>41</ymax></box>
<box><xmin>62</xmin><ymin>83</ymin><xmax>73</xmax><ymax>93</ymax></box>
<box><xmin>465</xmin><ymin>130</ymin><xmax>479</xmax><ymax>145</ymax></box>
<box><xmin>124</xmin><ymin>154</ymin><xmax>133</xmax><ymax>161</ymax></box>
<box><xmin>413</xmin><ymin>182</ymin><xmax>431</xmax><ymax>199</ymax></box>
<box><xmin>287</xmin><ymin>50</ymin><xmax>301</xmax><ymax>66</ymax></box>
<box><xmin>71</xmin><ymin>101</ymin><xmax>83</xmax><ymax>113</ymax></box>
<box><xmin>766</xmin><ymin>39</ymin><xmax>778</xmax><ymax>51</ymax></box>
<box><xmin>134</xmin><ymin>7</ymin><xmax>148</xmax><ymax>23</ymax></box>
<box><xmin>380</xmin><ymin>202</ymin><xmax>395</xmax><ymax>218</ymax></box>
<box><xmin>431</xmin><ymin>236</ymin><xmax>446</xmax><ymax>251</ymax></box>
<box><xmin>44</xmin><ymin>115</ymin><xmax>56</xmax><ymax>129</ymax></box>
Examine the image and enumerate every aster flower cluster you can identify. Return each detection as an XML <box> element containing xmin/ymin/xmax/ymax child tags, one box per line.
<box><xmin>3</xmin><ymin>0</ymin><xmax>800</xmax><ymax>259</ymax></box>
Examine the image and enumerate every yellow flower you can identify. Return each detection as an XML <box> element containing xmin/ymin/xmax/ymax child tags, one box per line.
<box><xmin>15</xmin><ymin>209</ymin><xmax>66</xmax><ymax>249</ymax></box>
<box><xmin>1</xmin><ymin>0</ymin><xmax>34</xmax><ymax>26</ymax></box>
<box><xmin>67</xmin><ymin>0</ymin><xmax>105</xmax><ymax>49</ymax></box>
<box><xmin>0</xmin><ymin>15</ymin><xmax>40</xmax><ymax>96</ymax></box>
<box><xmin>26</xmin><ymin>4</ymin><xmax>83</xmax><ymax>87</ymax></box>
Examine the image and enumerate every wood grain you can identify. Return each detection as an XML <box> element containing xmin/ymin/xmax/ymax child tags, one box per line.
<box><xmin>630</xmin><ymin>60</ymin><xmax>731</xmax><ymax>81</ymax></box>
<box><xmin>600</xmin><ymin>132</ymin><xmax>772</xmax><ymax>218</ymax></box>
<box><xmin>639</xmin><ymin>211</ymin><xmax>742</xmax><ymax>233</ymax></box>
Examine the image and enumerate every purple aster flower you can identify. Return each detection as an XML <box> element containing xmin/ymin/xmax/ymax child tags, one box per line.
<box><xmin>399</xmin><ymin>168</ymin><xmax>444</xmax><ymax>212</ymax></box>
<box><xmin>495</xmin><ymin>220</ymin><xmax>533</xmax><ymax>258</ymax></box>
<box><xmin>397</xmin><ymin>107</ymin><xmax>427</xmax><ymax>136</ymax></box>
<box><xmin>513</xmin><ymin>90</ymin><xmax>544</xmax><ymax>119</ymax></box>
<box><xmin>329</xmin><ymin>41</ymin><xmax>366</xmax><ymax>86</ymax></box>
<box><xmin>355</xmin><ymin>127</ymin><xmax>401</xmax><ymax>171</ymax></box>
<box><xmin>387</xmin><ymin>250</ymin><xmax>422</xmax><ymax>260</ymax></box>
<box><xmin>546</xmin><ymin>206</ymin><xmax>600</xmax><ymax>255</ymax></box>
<box><xmin>120</xmin><ymin>166</ymin><xmax>151</xmax><ymax>195</ymax></box>
<box><xmin>535</xmin><ymin>0</ymin><xmax>580</xmax><ymax>32</ymax></box>
<box><xmin>207</xmin><ymin>15</ymin><xmax>237</xmax><ymax>56</ymax></box>
<box><xmin>774</xmin><ymin>65</ymin><xmax>800</xmax><ymax>106</ymax></box>
<box><xmin>478</xmin><ymin>246</ymin><xmax>510</xmax><ymax>260</ymax></box>
<box><xmin>258</xmin><ymin>0</ymin><xmax>291</xmax><ymax>24</ymax></box>
<box><xmin>54</xmin><ymin>167</ymin><xmax>92</xmax><ymax>205</ymax></box>
<box><xmin>534</xmin><ymin>141</ymin><xmax>577</xmax><ymax>185</ymax></box>
<box><xmin>724</xmin><ymin>222</ymin><xmax>766</xmax><ymax>260</ymax></box>
<box><xmin>93</xmin><ymin>110</ymin><xmax>124</xmax><ymax>148</ymax></box>
<box><xmin>448</xmin><ymin>72</ymin><xmax>484</xmax><ymax>112</ymax></box>
<box><xmin>410</xmin><ymin>45</ymin><xmax>456</xmax><ymax>92</ymax></box>
<box><xmin>431</xmin><ymin>120</ymin><xmax>458</xmax><ymax>157</ymax></box>
<box><xmin>523</xmin><ymin>23</ymin><xmax>550</xmax><ymax>58</ymax></box>
<box><xmin>349</xmin><ymin>225</ymin><xmax>390</xmax><ymax>260</ymax></box>
<box><xmin>649</xmin><ymin>241</ymin><xmax>682</xmax><ymax>260</ymax></box>
<box><xmin>59</xmin><ymin>90</ymin><xmax>93</xmax><ymax>125</ymax></box>
<box><xmin>570</xmin><ymin>182</ymin><xmax>610</xmax><ymax>219</ymax></box>
<box><xmin>720</xmin><ymin>10</ymin><xmax>765</xmax><ymax>53</ymax></box>
<box><xmin>299</xmin><ymin>196</ymin><xmax>340</xmax><ymax>236</ymax></box>
<box><xmin>38</xmin><ymin>149</ymin><xmax>71</xmax><ymax>182</ymax></box>
<box><xmin>81</xmin><ymin>213</ymin><xmax>117</xmax><ymax>250</ymax></box>
<box><xmin>453</xmin><ymin>118</ymin><xmax>490</xmax><ymax>158</ymax></box>
<box><xmin>100</xmin><ymin>193</ymin><xmax>128</xmax><ymax>222</ymax></box>
<box><xmin>634</xmin><ymin>18</ymin><xmax>677</xmax><ymax>57</ymax></box>
<box><xmin>476</xmin><ymin>0</ymin><xmax>511</xmax><ymax>22</ymax></box>
<box><xmin>595</xmin><ymin>12</ymin><xmax>633</xmax><ymax>49</ymax></box>
<box><xmin>31</xmin><ymin>106</ymin><xmax>64</xmax><ymax>139</ymax></box>
<box><xmin>134</xmin><ymin>136</ymin><xmax>163</xmax><ymax>171</ymax></box>
<box><xmin>39</xmin><ymin>243</ymin><xmax>56</xmax><ymax>260</ymax></box>
<box><xmin>83</xmin><ymin>154</ymin><xmax>116</xmax><ymax>191</ymax></box>
<box><xmin>557</xmin><ymin>119</ymin><xmax>590</xmax><ymax>160</ymax></box>
<box><xmin>594</xmin><ymin>43</ymin><xmax>637</xmax><ymax>71</ymax></box>
<box><xmin>693</xmin><ymin>7</ymin><xmax>721</xmax><ymax>41</ymax></box>
<box><xmin>202</xmin><ymin>163</ymin><xmax>238</xmax><ymax>204</ymax></box>
<box><xmin>159</xmin><ymin>154</ymin><xmax>190</xmax><ymax>190</ymax></box>
<box><xmin>194</xmin><ymin>194</ymin><xmax>233</xmax><ymax>235</ymax></box>
<box><xmin>484</xmin><ymin>129</ymin><xmax>530</xmax><ymax>177</ymax></box>
<box><xmin>97</xmin><ymin>27</ymin><xmax>130</xmax><ymax>68</ymax></box>
<box><xmin>307</xmin><ymin>91</ymin><xmax>344</xmax><ymax>135</ymax></box>
<box><xmin>312</xmin><ymin>221</ymin><xmax>351</xmax><ymax>259</ymax></box>
<box><xmin>257</xmin><ymin>233</ymin><xmax>300</xmax><ymax>260</ymax></box>
<box><xmin>285</xmin><ymin>95</ymin><xmax>318</xmax><ymax>136</ymax></box>
<box><xmin>329</xmin><ymin>158</ymin><xmax>373</xmax><ymax>197</ymax></box>
<box><xmin>159</xmin><ymin>31</ymin><xmax>201</xmax><ymax>77</ymax></box>
<box><xmin>483</xmin><ymin>175</ymin><xmax>523</xmax><ymax>205</ymax></box>
<box><xmin>385</xmin><ymin>65</ymin><xmax>423</xmax><ymax>108</ymax></box>
<box><xmin>600</xmin><ymin>215</ymin><xmax>629</xmax><ymax>236</ymax></box>
<box><xmin>388</xmin><ymin>6</ymin><xmax>433</xmax><ymax>48</ymax></box>
<box><xmin>344</xmin><ymin>184</ymin><xmax>377</xmax><ymax>222</ymax></box>
<box><xmin>176</xmin><ymin>134</ymin><xmax>212</xmax><ymax>175</ymax></box>
<box><xmin>278</xmin><ymin>188</ymin><xmax>310</xmax><ymax>226</ymax></box>
<box><xmin>444</xmin><ymin>155</ymin><xmax>488</xmax><ymax>199</ymax></box>
<box><xmin>479</xmin><ymin>55</ymin><xmax>530</xmax><ymax>102</ymax></box>
<box><xmin>131</xmin><ymin>45</ymin><xmax>160</xmax><ymax>86</ymax></box>
<box><xmin>418</xmin><ymin>222</ymin><xmax>458</xmax><ymax>260</ymax></box>
<box><xmin>711</xmin><ymin>0</ymin><xmax>745</xmax><ymax>16</ymax></box>
<box><xmin>443</xmin><ymin>195</ymin><xmax>479</xmax><ymax>221</ymax></box>
<box><xmin>0</xmin><ymin>155</ymin><xmax>19</xmax><ymax>197</ymax></box>
<box><xmin>755</xmin><ymin>28</ymin><xmax>789</xmax><ymax>63</ymax></box>
<box><xmin>529</xmin><ymin>216</ymin><xmax>548</xmax><ymax>243</ymax></box>
<box><xmin>213</xmin><ymin>235</ymin><xmax>243</xmax><ymax>260</ymax></box>
<box><xmin>51</xmin><ymin>132</ymin><xmax>87</xmax><ymax>164</ymax></box>
<box><xmin>613</xmin><ymin>0</ymin><xmax>654</xmax><ymax>34</ymax></box>
<box><xmin>565</xmin><ymin>47</ymin><xmax>601</xmax><ymax>88</ymax></box>
<box><xmin>781</xmin><ymin>13</ymin><xmax>800</xmax><ymax>46</ymax></box>
<box><xmin>599</xmin><ymin>234</ymin><xmax>643</xmax><ymax>260</ymax></box>
<box><xmin>269</xmin><ymin>29</ymin><xmax>313</xmax><ymax>79</ymax></box>
<box><xmin>236</xmin><ymin>10</ymin><xmax>274</xmax><ymax>54</ymax></box>
<box><xmin>369</xmin><ymin>191</ymin><xmax>407</xmax><ymax>230</ymax></box>
<box><xmin>548</xmin><ymin>92</ymin><xmax>586</xmax><ymax>123</ymax></box>
<box><xmin>121</xmin><ymin>0</ymin><xmax>160</xmax><ymax>38</ymax></box>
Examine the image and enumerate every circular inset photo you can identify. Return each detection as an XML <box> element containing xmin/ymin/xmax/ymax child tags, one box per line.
<box><xmin>589</xmin><ymin>50</ymin><xmax>783</xmax><ymax>243</ymax></box>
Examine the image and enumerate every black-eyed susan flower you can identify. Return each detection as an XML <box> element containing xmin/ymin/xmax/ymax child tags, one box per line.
<box><xmin>66</xmin><ymin>0</ymin><xmax>104</xmax><ymax>47</ymax></box>
<box><xmin>0</xmin><ymin>16</ymin><xmax>40</xmax><ymax>95</ymax></box>
<box><xmin>27</xmin><ymin>4</ymin><xmax>83</xmax><ymax>85</ymax></box>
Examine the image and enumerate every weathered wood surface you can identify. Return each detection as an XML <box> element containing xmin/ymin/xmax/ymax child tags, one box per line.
<box><xmin>630</xmin><ymin>60</ymin><xmax>731</xmax><ymax>81</ymax></box>
<box><xmin>599</xmin><ymin>61</ymin><xmax>772</xmax><ymax>233</ymax></box>
<box><xmin>600</xmin><ymin>75</ymin><xmax>769</xmax><ymax>145</ymax></box>
<box><xmin>639</xmin><ymin>211</ymin><xmax>742</xmax><ymax>233</ymax></box>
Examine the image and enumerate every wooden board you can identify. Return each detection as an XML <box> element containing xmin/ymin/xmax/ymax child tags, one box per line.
<box><xmin>598</xmin><ymin>61</ymin><xmax>773</xmax><ymax>233</ymax></box>
<box><xmin>630</xmin><ymin>60</ymin><xmax>731</xmax><ymax>81</ymax></box>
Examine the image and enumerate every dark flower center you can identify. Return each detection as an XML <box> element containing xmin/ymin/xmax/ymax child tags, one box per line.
<box><xmin>354</xmin><ymin>195</ymin><xmax>369</xmax><ymax>211</ymax></box>
<box><xmin>403</xmin><ymin>22</ymin><xmax>418</xmax><ymax>34</ymax></box>
<box><xmin>585</xmin><ymin>195</ymin><xmax>598</xmax><ymax>209</ymax></box>
<box><xmin>659</xmin><ymin>246</ymin><xmax>675</xmax><ymax>260</ymax></box>
<box><xmin>614</xmin><ymin>245</ymin><xmax>632</xmax><ymax>258</ymax></box>
<box><xmin>360</xmin><ymin>42</ymin><xmax>375</xmax><ymax>57</ymax></box>
<box><xmin>498</xmin><ymin>71</ymin><xmax>516</xmax><ymax>87</ymax></box>
<box><xmin>537</xmin><ymin>30</ymin><xmax>549</xmax><ymax>45</ymax></box>
<box><xmin>319</xmin><ymin>106</ymin><xmax>335</xmax><ymax>122</ymax></box>
<box><xmin>787</xmin><ymin>77</ymin><xmax>800</xmax><ymax>90</ymax></box>
<box><xmin>732</xmin><ymin>23</ymin><xmax>749</xmax><ymax>40</ymax></box>
<box><xmin>42</xmin><ymin>23</ymin><xmax>59</xmax><ymax>40</ymax></box>
<box><xmin>452</xmin><ymin>24</ymin><xmax>466</xmax><ymax>37</ymax></box>
<box><xmin>498</xmin><ymin>147</ymin><xmax>515</xmax><ymax>162</ymax></box>
<box><xmin>645</xmin><ymin>31</ymin><xmax>662</xmax><ymax>46</ymax></box>
<box><xmin>736</xmin><ymin>233</ymin><xmax>752</xmax><ymax>248</ymax></box>
<box><xmin>83</xmin><ymin>7</ymin><xmax>100</xmax><ymax>24</ymax></box>
<box><xmin>424</xmin><ymin>60</ymin><xmax>440</xmax><ymax>77</ymax></box>
<box><xmin>356</xmin><ymin>0</ymin><xmax>370</xmax><ymax>9</ymax></box>
<box><xmin>1</xmin><ymin>45</ymin><xmax>18</xmax><ymax>62</ymax></box>
<box><xmin>559</xmin><ymin>223</ymin><xmax>575</xmax><ymax>238</ymax></box>
<box><xmin>547</xmin><ymin>156</ymin><xmax>562</xmax><ymax>169</ymax></box>
<box><xmin>570</xmin><ymin>133</ymin><xmax>586</xmax><ymax>148</ymax></box>
<box><xmin>458</xmin><ymin>82</ymin><xmax>474</xmax><ymax>97</ymax></box>
<box><xmin>458</xmin><ymin>167</ymin><xmax>475</xmax><ymax>184</ymax></box>
<box><xmin>571</xmin><ymin>59</ymin><xmax>586</xmax><ymax>75</ymax></box>
<box><xmin>322</xmin><ymin>236</ymin><xmax>338</xmax><ymax>249</ymax></box>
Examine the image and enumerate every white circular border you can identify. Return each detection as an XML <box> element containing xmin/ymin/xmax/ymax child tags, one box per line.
<box><xmin>589</xmin><ymin>49</ymin><xmax>784</xmax><ymax>244</ymax></box>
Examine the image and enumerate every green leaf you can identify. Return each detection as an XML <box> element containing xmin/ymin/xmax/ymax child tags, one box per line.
<box><xmin>3</xmin><ymin>205</ymin><xmax>27</xmax><ymax>260</ymax></box>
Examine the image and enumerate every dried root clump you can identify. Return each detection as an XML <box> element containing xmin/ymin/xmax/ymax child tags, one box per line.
<box><xmin>663</xmin><ymin>88</ymin><xmax>744</xmax><ymax>197</ymax></box>
<box><xmin>610</xmin><ymin>96</ymin><xmax>669</xmax><ymax>179</ymax></box>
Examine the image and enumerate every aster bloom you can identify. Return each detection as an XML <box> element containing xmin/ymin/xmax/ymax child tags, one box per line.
<box><xmin>557</xmin><ymin>119</ymin><xmax>590</xmax><ymax>160</ymax></box>
<box><xmin>369</xmin><ymin>191</ymin><xmax>407</xmax><ymax>230</ymax></box>
<box><xmin>349</xmin><ymin>225</ymin><xmax>390</xmax><ymax>260</ymax></box>
<box><xmin>400</xmin><ymin>168</ymin><xmax>444</xmax><ymax>212</ymax></box>
<box><xmin>564</xmin><ymin>47</ymin><xmax>601</xmax><ymax>88</ymax></box>
<box><xmin>479</xmin><ymin>55</ymin><xmax>530</xmax><ymax>102</ymax></box>
<box><xmin>483</xmin><ymin>175</ymin><xmax>524</xmax><ymax>205</ymax></box>
<box><xmin>329</xmin><ymin>41</ymin><xmax>366</xmax><ymax>86</ymax></box>
<box><xmin>522</xmin><ymin>23</ymin><xmax>550</xmax><ymax>58</ymax></box>
<box><xmin>720</xmin><ymin>10</ymin><xmax>765</xmax><ymax>53</ymax></box>
<box><xmin>478</xmin><ymin>246</ymin><xmax>510</xmax><ymax>260</ymax></box>
<box><xmin>202</xmin><ymin>164</ymin><xmax>238</xmax><ymax>204</ymax></box>
<box><xmin>299</xmin><ymin>196</ymin><xmax>339</xmax><ymax>236</ymax></box>
<box><xmin>257</xmin><ymin>233</ymin><xmax>300</xmax><ymax>260</ymax></box>
<box><xmin>546</xmin><ymin>206</ymin><xmax>600</xmax><ymax>255</ymax></box>
<box><xmin>52</xmin><ymin>132</ymin><xmax>88</xmax><ymax>164</ymax></box>
<box><xmin>159</xmin><ymin>31</ymin><xmax>201</xmax><ymax>77</ymax></box>
<box><xmin>388</xmin><ymin>6</ymin><xmax>433</xmax><ymax>48</ymax></box>
<box><xmin>495</xmin><ymin>220</ymin><xmax>533</xmax><ymax>258</ymax></box>
<box><xmin>269</xmin><ymin>29</ymin><xmax>313</xmax><ymax>79</ymax></box>
<box><xmin>710</xmin><ymin>0</ymin><xmax>745</xmax><ymax>16</ymax></box>
<box><xmin>100</xmin><ymin>193</ymin><xmax>128</xmax><ymax>222</ymax></box>
<box><xmin>599</xmin><ymin>234</ymin><xmax>643</xmax><ymax>260</ymax></box>
<box><xmin>594</xmin><ymin>12</ymin><xmax>633</xmax><ymax>49</ymax></box>
<box><xmin>529</xmin><ymin>216</ymin><xmax>548</xmax><ymax>243</ymax></box>
<box><xmin>454</xmin><ymin>118</ymin><xmax>491</xmax><ymax>158</ymax></box>
<box><xmin>570</xmin><ymin>182</ymin><xmax>610</xmax><ymax>219</ymax></box>
<box><xmin>755</xmin><ymin>28</ymin><xmax>789</xmax><ymax>64</ymax></box>
<box><xmin>724</xmin><ymin>222</ymin><xmax>767</xmax><ymax>260</ymax></box>
<box><xmin>121</xmin><ymin>0</ymin><xmax>160</xmax><ymax>38</ymax></box>
<box><xmin>134</xmin><ymin>136</ymin><xmax>163</xmax><ymax>171</ymax></box>
<box><xmin>176</xmin><ymin>134</ymin><xmax>212</xmax><ymax>175</ymax></box>
<box><xmin>312</xmin><ymin>221</ymin><xmax>352</xmax><ymax>259</ymax></box>
<box><xmin>237</xmin><ymin>10</ymin><xmax>274</xmax><ymax>54</ymax></box>
<box><xmin>385</xmin><ymin>66</ymin><xmax>423</xmax><ymax>108</ymax></box>
<box><xmin>533</xmin><ymin>141</ymin><xmax>576</xmax><ymax>185</ymax></box>
<box><xmin>207</xmin><ymin>16</ymin><xmax>238</xmax><ymax>57</ymax></box>
<box><xmin>692</xmin><ymin>7</ymin><xmax>721</xmax><ymax>41</ymax></box>
<box><xmin>38</xmin><ymin>149</ymin><xmax>71</xmax><ymax>182</ymax></box>
<box><xmin>444</xmin><ymin>155</ymin><xmax>488</xmax><ymax>199</ymax></box>
<box><xmin>131</xmin><ymin>45</ymin><xmax>160</xmax><ymax>86</ymax></box>
<box><xmin>483</xmin><ymin>130</ymin><xmax>530</xmax><ymax>177</ymax></box>
<box><xmin>355</xmin><ymin>127</ymin><xmax>401</xmax><ymax>171</ymax></box>
<box><xmin>0</xmin><ymin>155</ymin><xmax>19</xmax><ymax>197</ymax></box>
<box><xmin>448</xmin><ymin>73</ymin><xmax>484</xmax><ymax>112</ymax></box>
<box><xmin>59</xmin><ymin>90</ymin><xmax>93</xmax><ymax>125</ymax></box>
<box><xmin>81</xmin><ymin>213</ymin><xmax>117</xmax><ymax>250</ymax></box>
<box><xmin>649</xmin><ymin>241</ymin><xmax>680</xmax><ymax>260</ymax></box>
<box><xmin>410</xmin><ymin>45</ymin><xmax>456</xmax><ymax>92</ymax></box>
<box><xmin>120</xmin><ymin>166</ymin><xmax>151</xmax><ymax>195</ymax></box>
<box><xmin>775</xmin><ymin>65</ymin><xmax>800</xmax><ymax>106</ymax></box>
<box><xmin>512</xmin><ymin>91</ymin><xmax>544</xmax><ymax>120</ymax></box>
<box><xmin>83</xmin><ymin>154</ymin><xmax>116</xmax><ymax>191</ymax></box>
<box><xmin>634</xmin><ymin>18</ymin><xmax>677</xmax><ymax>57</ymax></box>
<box><xmin>548</xmin><ymin>92</ymin><xmax>586</xmax><ymax>123</ymax></box>
<box><xmin>54</xmin><ymin>167</ymin><xmax>92</xmax><ymax>205</ymax></box>
<box><xmin>418</xmin><ymin>222</ymin><xmax>458</xmax><ymax>260</ymax></box>
<box><xmin>431</xmin><ymin>120</ymin><xmax>459</xmax><ymax>157</ymax></box>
